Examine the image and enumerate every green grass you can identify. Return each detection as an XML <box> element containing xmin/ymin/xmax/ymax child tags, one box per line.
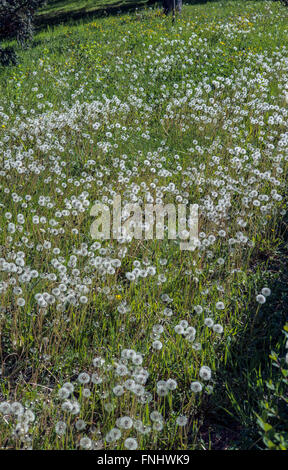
<box><xmin>199</xmin><ymin>218</ymin><xmax>288</xmax><ymax>449</ymax></box>
<box><xmin>40</xmin><ymin>0</ymin><xmax>121</xmax><ymax>15</ymax></box>
<box><xmin>37</xmin><ymin>0</ymin><xmax>153</xmax><ymax>23</ymax></box>
<box><xmin>0</xmin><ymin>0</ymin><xmax>288</xmax><ymax>450</ymax></box>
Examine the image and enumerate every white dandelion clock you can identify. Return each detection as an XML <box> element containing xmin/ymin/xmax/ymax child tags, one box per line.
<box><xmin>261</xmin><ymin>288</ymin><xmax>271</xmax><ymax>297</ymax></box>
<box><xmin>199</xmin><ymin>366</ymin><xmax>212</xmax><ymax>381</ymax></box>
<box><xmin>124</xmin><ymin>437</ymin><xmax>138</xmax><ymax>450</ymax></box>
<box><xmin>256</xmin><ymin>294</ymin><xmax>266</xmax><ymax>304</ymax></box>
<box><xmin>176</xmin><ymin>415</ymin><xmax>188</xmax><ymax>427</ymax></box>
<box><xmin>190</xmin><ymin>381</ymin><xmax>203</xmax><ymax>393</ymax></box>
<box><xmin>55</xmin><ymin>421</ymin><xmax>67</xmax><ymax>436</ymax></box>
<box><xmin>79</xmin><ymin>437</ymin><xmax>92</xmax><ymax>450</ymax></box>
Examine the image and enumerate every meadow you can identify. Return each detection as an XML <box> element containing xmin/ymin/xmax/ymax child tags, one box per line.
<box><xmin>0</xmin><ymin>0</ymin><xmax>288</xmax><ymax>450</ymax></box>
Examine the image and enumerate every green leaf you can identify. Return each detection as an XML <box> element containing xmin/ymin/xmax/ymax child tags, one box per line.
<box><xmin>256</xmin><ymin>414</ymin><xmax>273</xmax><ymax>432</ymax></box>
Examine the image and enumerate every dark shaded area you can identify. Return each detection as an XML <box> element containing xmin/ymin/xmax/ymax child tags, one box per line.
<box><xmin>0</xmin><ymin>45</ymin><xmax>18</xmax><ymax>65</ymax></box>
<box><xmin>0</xmin><ymin>0</ymin><xmax>47</xmax><ymax>41</ymax></box>
<box><xmin>0</xmin><ymin>0</ymin><xmax>47</xmax><ymax>65</ymax></box>
<box><xmin>163</xmin><ymin>0</ymin><xmax>182</xmax><ymax>16</ymax></box>
<box><xmin>198</xmin><ymin>216</ymin><xmax>288</xmax><ymax>449</ymax></box>
<box><xmin>34</xmin><ymin>0</ymin><xmax>213</xmax><ymax>30</ymax></box>
<box><xmin>35</xmin><ymin>1</ymin><xmax>151</xmax><ymax>30</ymax></box>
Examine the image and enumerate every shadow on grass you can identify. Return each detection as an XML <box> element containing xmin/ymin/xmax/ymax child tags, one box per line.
<box><xmin>35</xmin><ymin>0</ymin><xmax>219</xmax><ymax>31</ymax></box>
<box><xmin>197</xmin><ymin>217</ymin><xmax>288</xmax><ymax>449</ymax></box>
<box><xmin>35</xmin><ymin>0</ymin><xmax>158</xmax><ymax>30</ymax></box>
